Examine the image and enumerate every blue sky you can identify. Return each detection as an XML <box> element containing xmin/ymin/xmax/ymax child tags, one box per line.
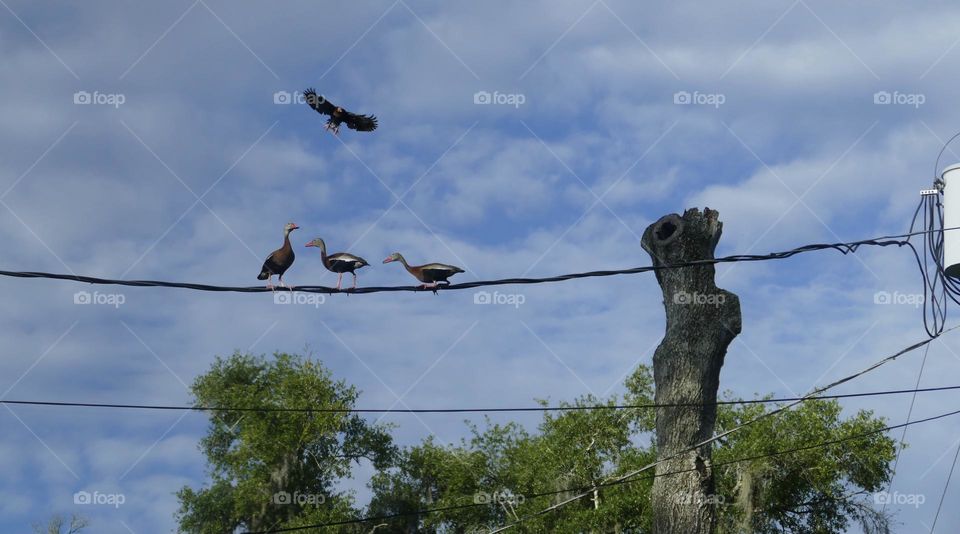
<box><xmin>1</xmin><ymin>0</ymin><xmax>960</xmax><ymax>532</ymax></box>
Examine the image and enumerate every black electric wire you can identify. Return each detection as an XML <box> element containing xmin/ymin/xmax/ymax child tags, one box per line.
<box><xmin>3</xmin><ymin>383</ymin><xmax>960</xmax><ymax>414</ymax></box>
<box><xmin>930</xmin><ymin>439</ymin><xmax>960</xmax><ymax>532</ymax></box>
<box><xmin>908</xmin><ymin>193</ymin><xmax>957</xmax><ymax>337</ymax></box>
<box><xmin>0</xmin><ymin>228</ymin><xmax>946</xmax><ymax>295</ymax></box>
<box><xmin>240</xmin><ymin>405</ymin><xmax>960</xmax><ymax>533</ymax></box>
<box><xmin>486</xmin><ymin>323</ymin><xmax>960</xmax><ymax>532</ymax></box>
<box><xmin>882</xmin><ymin>341</ymin><xmax>932</xmax><ymax>515</ymax></box>
<box><xmin>220</xmin><ymin>323</ymin><xmax>960</xmax><ymax>532</ymax></box>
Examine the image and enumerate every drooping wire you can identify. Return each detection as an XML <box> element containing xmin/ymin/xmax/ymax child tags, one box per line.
<box><xmin>0</xmin><ymin>228</ymin><xmax>946</xmax><ymax>295</ymax></box>
<box><xmin>907</xmin><ymin>189</ymin><xmax>960</xmax><ymax>337</ymax></box>
<box><xmin>924</xmin><ymin>163</ymin><xmax>960</xmax><ymax>532</ymax></box>
<box><xmin>930</xmin><ymin>439</ymin><xmax>960</xmax><ymax>532</ymax></box>
<box><xmin>229</xmin><ymin>326</ymin><xmax>960</xmax><ymax>533</ymax></box>
<box><xmin>490</xmin><ymin>179</ymin><xmax>960</xmax><ymax>530</ymax></box>
<box><xmin>908</xmin><ymin>194</ymin><xmax>943</xmax><ymax>337</ymax></box>
<box><xmin>486</xmin><ymin>323</ymin><xmax>960</xmax><ymax>532</ymax></box>
<box><xmin>932</xmin><ymin>130</ymin><xmax>960</xmax><ymax>188</ymax></box>
<box><xmin>240</xmin><ymin>405</ymin><xmax>960</xmax><ymax>533</ymax></box>
<box><xmin>914</xmin><ymin>131</ymin><xmax>960</xmax><ymax>337</ymax></box>
<box><xmin>882</xmin><ymin>341</ymin><xmax>931</xmax><ymax>515</ymax></box>
<box><xmin>3</xmin><ymin>383</ymin><xmax>960</xmax><ymax>414</ymax></box>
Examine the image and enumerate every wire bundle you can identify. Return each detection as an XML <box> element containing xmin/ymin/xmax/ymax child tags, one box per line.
<box><xmin>907</xmin><ymin>192</ymin><xmax>960</xmax><ymax>337</ymax></box>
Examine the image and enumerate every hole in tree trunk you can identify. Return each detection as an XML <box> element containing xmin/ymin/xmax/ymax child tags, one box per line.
<box><xmin>656</xmin><ymin>221</ymin><xmax>678</xmax><ymax>241</ymax></box>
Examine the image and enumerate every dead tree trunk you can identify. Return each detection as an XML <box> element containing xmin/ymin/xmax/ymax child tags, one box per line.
<box><xmin>641</xmin><ymin>208</ymin><xmax>742</xmax><ymax>534</ymax></box>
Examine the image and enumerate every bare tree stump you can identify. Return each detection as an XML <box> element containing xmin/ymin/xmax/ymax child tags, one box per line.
<box><xmin>641</xmin><ymin>208</ymin><xmax>742</xmax><ymax>534</ymax></box>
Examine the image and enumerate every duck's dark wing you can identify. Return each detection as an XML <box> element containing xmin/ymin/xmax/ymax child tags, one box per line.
<box><xmin>258</xmin><ymin>249</ymin><xmax>282</xmax><ymax>279</ymax></box>
<box><xmin>418</xmin><ymin>263</ymin><xmax>463</xmax><ymax>282</ymax></box>
<box><xmin>303</xmin><ymin>88</ymin><xmax>335</xmax><ymax>116</ymax></box>
<box><xmin>343</xmin><ymin>111</ymin><xmax>378</xmax><ymax>132</ymax></box>
<box><xmin>260</xmin><ymin>246</ymin><xmax>295</xmax><ymax>277</ymax></box>
<box><xmin>327</xmin><ymin>253</ymin><xmax>369</xmax><ymax>272</ymax></box>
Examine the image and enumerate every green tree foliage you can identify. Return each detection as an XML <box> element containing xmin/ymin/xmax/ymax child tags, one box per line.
<box><xmin>176</xmin><ymin>352</ymin><xmax>395</xmax><ymax>534</ymax></box>
<box><xmin>368</xmin><ymin>365</ymin><xmax>896</xmax><ymax>533</ymax></box>
<box><xmin>368</xmin><ymin>367</ymin><xmax>658</xmax><ymax>532</ymax></box>
<box><xmin>175</xmin><ymin>353</ymin><xmax>896</xmax><ymax>533</ymax></box>
<box><xmin>714</xmin><ymin>396</ymin><xmax>896</xmax><ymax>533</ymax></box>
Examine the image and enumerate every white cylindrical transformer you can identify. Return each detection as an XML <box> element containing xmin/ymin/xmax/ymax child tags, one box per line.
<box><xmin>943</xmin><ymin>163</ymin><xmax>960</xmax><ymax>277</ymax></box>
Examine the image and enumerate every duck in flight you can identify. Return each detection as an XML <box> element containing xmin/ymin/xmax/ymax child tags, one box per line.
<box><xmin>303</xmin><ymin>88</ymin><xmax>377</xmax><ymax>136</ymax></box>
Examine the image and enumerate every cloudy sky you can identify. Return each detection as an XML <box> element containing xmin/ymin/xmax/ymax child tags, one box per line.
<box><xmin>2</xmin><ymin>0</ymin><xmax>960</xmax><ymax>532</ymax></box>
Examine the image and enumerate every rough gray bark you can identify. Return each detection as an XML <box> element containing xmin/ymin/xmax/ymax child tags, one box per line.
<box><xmin>641</xmin><ymin>208</ymin><xmax>742</xmax><ymax>534</ymax></box>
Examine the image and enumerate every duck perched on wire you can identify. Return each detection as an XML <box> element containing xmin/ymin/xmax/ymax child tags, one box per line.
<box><xmin>305</xmin><ymin>237</ymin><xmax>369</xmax><ymax>290</ymax></box>
<box><xmin>257</xmin><ymin>222</ymin><xmax>299</xmax><ymax>290</ymax></box>
<box><xmin>382</xmin><ymin>252</ymin><xmax>464</xmax><ymax>290</ymax></box>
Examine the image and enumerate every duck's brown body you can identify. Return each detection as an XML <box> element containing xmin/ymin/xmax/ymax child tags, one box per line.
<box><xmin>383</xmin><ymin>253</ymin><xmax>464</xmax><ymax>288</ymax></box>
<box><xmin>258</xmin><ymin>223</ymin><xmax>299</xmax><ymax>288</ymax></box>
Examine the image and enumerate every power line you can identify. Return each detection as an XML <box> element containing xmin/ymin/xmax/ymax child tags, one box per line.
<box><xmin>0</xmin><ymin>229</ymin><xmax>940</xmax><ymax>295</ymax></box>
<box><xmin>241</xmin><ymin>404</ymin><xmax>960</xmax><ymax>533</ymax></box>
<box><xmin>4</xmin><ymin>383</ymin><xmax>960</xmax><ymax>414</ymax></box>
<box><xmin>7</xmin><ymin>220</ymin><xmax>942</xmax><ymax>531</ymax></box>
<box><xmin>234</xmin><ymin>326</ymin><xmax>959</xmax><ymax>532</ymax></box>
<box><xmin>930</xmin><ymin>439</ymin><xmax>960</xmax><ymax>533</ymax></box>
<box><xmin>489</xmin><ymin>405</ymin><xmax>960</xmax><ymax>533</ymax></box>
<box><xmin>485</xmin><ymin>324</ymin><xmax>960</xmax><ymax>532</ymax></box>
<box><xmin>883</xmin><ymin>341</ymin><xmax>931</xmax><ymax>514</ymax></box>
<box><xmin>908</xmin><ymin>193</ymin><xmax>958</xmax><ymax>337</ymax></box>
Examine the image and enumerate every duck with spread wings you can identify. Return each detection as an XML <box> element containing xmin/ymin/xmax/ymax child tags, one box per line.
<box><xmin>303</xmin><ymin>88</ymin><xmax>378</xmax><ymax>135</ymax></box>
